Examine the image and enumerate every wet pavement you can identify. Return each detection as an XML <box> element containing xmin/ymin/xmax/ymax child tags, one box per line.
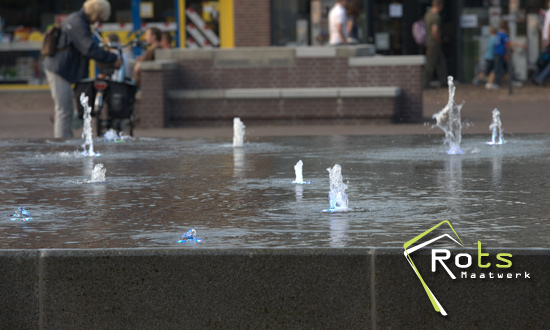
<box><xmin>1</xmin><ymin>84</ymin><xmax>550</xmax><ymax>139</ymax></box>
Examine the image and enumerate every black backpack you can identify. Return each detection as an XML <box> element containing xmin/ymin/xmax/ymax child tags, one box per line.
<box><xmin>41</xmin><ymin>25</ymin><xmax>61</xmax><ymax>57</ymax></box>
<box><xmin>41</xmin><ymin>25</ymin><xmax>70</xmax><ymax>57</ymax></box>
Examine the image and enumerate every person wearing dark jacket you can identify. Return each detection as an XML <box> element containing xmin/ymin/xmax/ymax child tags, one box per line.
<box><xmin>44</xmin><ymin>0</ymin><xmax>121</xmax><ymax>138</ymax></box>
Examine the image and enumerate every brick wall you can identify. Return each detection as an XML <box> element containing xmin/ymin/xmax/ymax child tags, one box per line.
<box><xmin>234</xmin><ymin>0</ymin><xmax>271</xmax><ymax>47</ymax></box>
<box><xmin>135</xmin><ymin>53</ymin><xmax>424</xmax><ymax>128</ymax></box>
<box><xmin>135</xmin><ymin>68</ymin><xmax>181</xmax><ymax>128</ymax></box>
<box><xmin>170</xmin><ymin>97</ymin><xmax>396</xmax><ymax>123</ymax></box>
<box><xmin>172</xmin><ymin>58</ymin><xmax>423</xmax><ymax>123</ymax></box>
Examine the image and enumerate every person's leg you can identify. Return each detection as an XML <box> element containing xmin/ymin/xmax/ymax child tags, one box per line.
<box><xmin>45</xmin><ymin>70</ymin><xmax>74</xmax><ymax>138</ymax></box>
<box><xmin>424</xmin><ymin>45</ymin><xmax>437</xmax><ymax>88</ymax></box>
<box><xmin>487</xmin><ymin>71</ymin><xmax>495</xmax><ymax>84</ymax></box>
<box><xmin>535</xmin><ymin>62</ymin><xmax>550</xmax><ymax>84</ymax></box>
<box><xmin>493</xmin><ymin>54</ymin><xmax>505</xmax><ymax>86</ymax></box>
<box><xmin>436</xmin><ymin>46</ymin><xmax>448</xmax><ymax>86</ymax></box>
<box><xmin>485</xmin><ymin>59</ymin><xmax>494</xmax><ymax>78</ymax></box>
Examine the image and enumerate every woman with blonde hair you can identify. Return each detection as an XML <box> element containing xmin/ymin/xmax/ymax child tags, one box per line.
<box><xmin>83</xmin><ymin>0</ymin><xmax>112</xmax><ymax>23</ymax></box>
<box><xmin>44</xmin><ymin>0</ymin><xmax>121</xmax><ymax>138</ymax></box>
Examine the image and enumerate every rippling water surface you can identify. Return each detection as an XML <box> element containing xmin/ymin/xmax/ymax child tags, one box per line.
<box><xmin>1</xmin><ymin>135</ymin><xmax>549</xmax><ymax>249</ymax></box>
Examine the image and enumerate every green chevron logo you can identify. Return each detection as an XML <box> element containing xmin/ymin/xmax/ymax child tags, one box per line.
<box><xmin>403</xmin><ymin>220</ymin><xmax>463</xmax><ymax>316</ymax></box>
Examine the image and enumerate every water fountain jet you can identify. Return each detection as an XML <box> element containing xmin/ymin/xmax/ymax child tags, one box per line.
<box><xmin>80</xmin><ymin>93</ymin><xmax>99</xmax><ymax>157</ymax></box>
<box><xmin>432</xmin><ymin>76</ymin><xmax>464</xmax><ymax>155</ymax></box>
<box><xmin>90</xmin><ymin>163</ymin><xmax>106</xmax><ymax>183</ymax></box>
<box><xmin>323</xmin><ymin>164</ymin><xmax>350</xmax><ymax>213</ymax></box>
<box><xmin>292</xmin><ymin>160</ymin><xmax>311</xmax><ymax>184</ymax></box>
<box><xmin>178</xmin><ymin>228</ymin><xmax>202</xmax><ymax>243</ymax></box>
<box><xmin>10</xmin><ymin>207</ymin><xmax>32</xmax><ymax>221</ymax></box>
<box><xmin>233</xmin><ymin>117</ymin><xmax>245</xmax><ymax>147</ymax></box>
<box><xmin>487</xmin><ymin>108</ymin><xmax>504</xmax><ymax>145</ymax></box>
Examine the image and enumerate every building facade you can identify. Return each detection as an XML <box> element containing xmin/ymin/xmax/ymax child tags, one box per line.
<box><xmin>0</xmin><ymin>0</ymin><xmax>548</xmax><ymax>86</ymax></box>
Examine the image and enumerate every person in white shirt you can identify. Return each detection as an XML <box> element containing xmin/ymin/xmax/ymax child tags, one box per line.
<box><xmin>543</xmin><ymin>0</ymin><xmax>550</xmax><ymax>47</ymax></box>
<box><xmin>328</xmin><ymin>0</ymin><xmax>349</xmax><ymax>45</ymax></box>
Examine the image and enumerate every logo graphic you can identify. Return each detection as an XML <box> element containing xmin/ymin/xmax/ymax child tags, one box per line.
<box><xmin>403</xmin><ymin>220</ymin><xmax>463</xmax><ymax>316</ymax></box>
<box><xmin>405</xmin><ymin>221</ymin><xmax>525</xmax><ymax>316</ymax></box>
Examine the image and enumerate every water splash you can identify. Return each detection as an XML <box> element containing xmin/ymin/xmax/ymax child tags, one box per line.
<box><xmin>292</xmin><ymin>160</ymin><xmax>311</xmax><ymax>184</ymax></box>
<box><xmin>178</xmin><ymin>228</ymin><xmax>202</xmax><ymax>243</ymax></box>
<box><xmin>91</xmin><ymin>163</ymin><xmax>106</xmax><ymax>183</ymax></box>
<box><xmin>487</xmin><ymin>108</ymin><xmax>504</xmax><ymax>145</ymax></box>
<box><xmin>323</xmin><ymin>164</ymin><xmax>350</xmax><ymax>213</ymax></box>
<box><xmin>80</xmin><ymin>93</ymin><xmax>99</xmax><ymax>157</ymax></box>
<box><xmin>104</xmin><ymin>129</ymin><xmax>130</xmax><ymax>143</ymax></box>
<box><xmin>11</xmin><ymin>207</ymin><xmax>32</xmax><ymax>221</ymax></box>
<box><xmin>233</xmin><ymin>117</ymin><xmax>245</xmax><ymax>147</ymax></box>
<box><xmin>432</xmin><ymin>76</ymin><xmax>464</xmax><ymax>155</ymax></box>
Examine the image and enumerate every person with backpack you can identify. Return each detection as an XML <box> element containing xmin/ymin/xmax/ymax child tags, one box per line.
<box><xmin>44</xmin><ymin>0</ymin><xmax>121</xmax><ymax>138</ymax></box>
<box><xmin>423</xmin><ymin>0</ymin><xmax>447</xmax><ymax>88</ymax></box>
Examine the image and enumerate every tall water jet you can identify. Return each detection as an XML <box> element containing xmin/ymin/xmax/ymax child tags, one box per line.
<box><xmin>90</xmin><ymin>163</ymin><xmax>106</xmax><ymax>182</ymax></box>
<box><xmin>432</xmin><ymin>76</ymin><xmax>464</xmax><ymax>155</ymax></box>
<box><xmin>292</xmin><ymin>160</ymin><xmax>310</xmax><ymax>184</ymax></box>
<box><xmin>323</xmin><ymin>164</ymin><xmax>350</xmax><ymax>213</ymax></box>
<box><xmin>80</xmin><ymin>93</ymin><xmax>98</xmax><ymax>157</ymax></box>
<box><xmin>233</xmin><ymin>117</ymin><xmax>245</xmax><ymax>147</ymax></box>
<box><xmin>487</xmin><ymin>108</ymin><xmax>504</xmax><ymax>145</ymax></box>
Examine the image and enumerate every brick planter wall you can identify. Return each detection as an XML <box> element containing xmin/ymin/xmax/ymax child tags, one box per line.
<box><xmin>138</xmin><ymin>48</ymin><xmax>424</xmax><ymax>128</ymax></box>
<box><xmin>172</xmin><ymin>58</ymin><xmax>422</xmax><ymax>123</ymax></box>
<box><xmin>170</xmin><ymin>97</ymin><xmax>396</xmax><ymax>124</ymax></box>
<box><xmin>134</xmin><ymin>62</ymin><xmax>181</xmax><ymax>129</ymax></box>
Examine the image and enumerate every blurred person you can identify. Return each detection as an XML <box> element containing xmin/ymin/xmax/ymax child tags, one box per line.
<box><xmin>473</xmin><ymin>26</ymin><xmax>497</xmax><ymax>85</ymax></box>
<box><xmin>543</xmin><ymin>0</ymin><xmax>550</xmax><ymax>48</ymax></box>
<box><xmin>423</xmin><ymin>0</ymin><xmax>447</xmax><ymax>88</ymax></box>
<box><xmin>161</xmin><ymin>31</ymin><xmax>173</xmax><ymax>49</ymax></box>
<box><xmin>487</xmin><ymin>20</ymin><xmax>526</xmax><ymax>89</ymax></box>
<box><xmin>346</xmin><ymin>0</ymin><xmax>360</xmax><ymax>44</ymax></box>
<box><xmin>533</xmin><ymin>0</ymin><xmax>550</xmax><ymax>85</ymax></box>
<box><xmin>133</xmin><ymin>27</ymin><xmax>161</xmax><ymax>85</ymax></box>
<box><xmin>44</xmin><ymin>0</ymin><xmax>121</xmax><ymax>138</ymax></box>
<box><xmin>328</xmin><ymin>0</ymin><xmax>349</xmax><ymax>45</ymax></box>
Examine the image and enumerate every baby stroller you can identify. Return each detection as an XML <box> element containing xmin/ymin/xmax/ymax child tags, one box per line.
<box><xmin>74</xmin><ymin>76</ymin><xmax>137</xmax><ymax>137</ymax></box>
<box><xmin>74</xmin><ymin>32</ymin><xmax>139</xmax><ymax>137</ymax></box>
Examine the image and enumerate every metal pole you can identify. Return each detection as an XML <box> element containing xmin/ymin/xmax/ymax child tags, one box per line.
<box><xmin>508</xmin><ymin>51</ymin><xmax>513</xmax><ymax>95</ymax></box>
<box><xmin>175</xmin><ymin>0</ymin><xmax>180</xmax><ymax>47</ymax></box>
<box><xmin>175</xmin><ymin>0</ymin><xmax>186</xmax><ymax>48</ymax></box>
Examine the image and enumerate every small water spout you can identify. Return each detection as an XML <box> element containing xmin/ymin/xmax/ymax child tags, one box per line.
<box><xmin>80</xmin><ymin>93</ymin><xmax>99</xmax><ymax>157</ymax></box>
<box><xmin>104</xmin><ymin>128</ymin><xmax>130</xmax><ymax>142</ymax></box>
<box><xmin>292</xmin><ymin>160</ymin><xmax>311</xmax><ymax>184</ymax></box>
<box><xmin>487</xmin><ymin>108</ymin><xmax>504</xmax><ymax>145</ymax></box>
<box><xmin>323</xmin><ymin>164</ymin><xmax>350</xmax><ymax>213</ymax></box>
<box><xmin>90</xmin><ymin>163</ymin><xmax>106</xmax><ymax>182</ymax></box>
<box><xmin>178</xmin><ymin>228</ymin><xmax>202</xmax><ymax>243</ymax></box>
<box><xmin>432</xmin><ymin>76</ymin><xmax>464</xmax><ymax>155</ymax></box>
<box><xmin>11</xmin><ymin>207</ymin><xmax>32</xmax><ymax>221</ymax></box>
<box><xmin>233</xmin><ymin>117</ymin><xmax>245</xmax><ymax>147</ymax></box>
